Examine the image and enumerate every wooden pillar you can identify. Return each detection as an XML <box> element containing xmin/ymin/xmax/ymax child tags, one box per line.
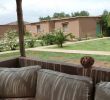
<box><xmin>16</xmin><ymin>0</ymin><xmax>26</xmax><ymax>57</ymax></box>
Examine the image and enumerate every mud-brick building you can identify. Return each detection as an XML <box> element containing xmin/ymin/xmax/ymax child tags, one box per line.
<box><xmin>0</xmin><ymin>16</ymin><xmax>101</xmax><ymax>38</ymax></box>
<box><xmin>0</xmin><ymin>21</ymin><xmax>30</xmax><ymax>37</ymax></box>
<box><xmin>31</xmin><ymin>16</ymin><xmax>101</xmax><ymax>38</ymax></box>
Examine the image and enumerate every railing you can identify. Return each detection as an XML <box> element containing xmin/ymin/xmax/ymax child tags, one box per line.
<box><xmin>0</xmin><ymin>57</ymin><xmax>110</xmax><ymax>85</ymax></box>
<box><xmin>19</xmin><ymin>57</ymin><xmax>110</xmax><ymax>85</ymax></box>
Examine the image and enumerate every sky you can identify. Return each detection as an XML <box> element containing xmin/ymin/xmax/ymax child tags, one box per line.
<box><xmin>0</xmin><ymin>0</ymin><xmax>110</xmax><ymax>24</ymax></box>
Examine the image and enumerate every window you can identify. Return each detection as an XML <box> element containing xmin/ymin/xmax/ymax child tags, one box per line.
<box><xmin>62</xmin><ymin>23</ymin><xmax>68</xmax><ymax>32</ymax></box>
<box><xmin>37</xmin><ymin>25</ymin><xmax>41</xmax><ymax>33</ymax></box>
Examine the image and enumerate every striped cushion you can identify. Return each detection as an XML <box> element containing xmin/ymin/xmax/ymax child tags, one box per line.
<box><xmin>36</xmin><ymin>69</ymin><xmax>93</xmax><ymax>100</ymax></box>
<box><xmin>0</xmin><ymin>66</ymin><xmax>41</xmax><ymax>98</ymax></box>
<box><xmin>0</xmin><ymin>98</ymin><xmax>34</xmax><ymax>100</ymax></box>
<box><xmin>95</xmin><ymin>82</ymin><xmax>110</xmax><ymax>100</ymax></box>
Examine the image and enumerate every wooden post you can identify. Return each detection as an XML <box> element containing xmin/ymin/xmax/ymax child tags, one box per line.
<box><xmin>16</xmin><ymin>0</ymin><xmax>26</xmax><ymax>57</ymax></box>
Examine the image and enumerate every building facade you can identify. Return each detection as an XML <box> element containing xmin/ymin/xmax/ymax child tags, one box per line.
<box><xmin>0</xmin><ymin>16</ymin><xmax>101</xmax><ymax>38</ymax></box>
<box><xmin>30</xmin><ymin>16</ymin><xmax>101</xmax><ymax>38</ymax></box>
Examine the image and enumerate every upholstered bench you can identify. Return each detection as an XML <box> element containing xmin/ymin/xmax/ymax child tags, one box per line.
<box><xmin>1</xmin><ymin>66</ymin><xmax>107</xmax><ymax>100</ymax></box>
<box><xmin>95</xmin><ymin>82</ymin><xmax>110</xmax><ymax>100</ymax></box>
<box><xmin>0</xmin><ymin>66</ymin><xmax>41</xmax><ymax>100</ymax></box>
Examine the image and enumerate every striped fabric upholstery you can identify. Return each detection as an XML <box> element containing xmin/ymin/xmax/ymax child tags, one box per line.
<box><xmin>0</xmin><ymin>66</ymin><xmax>41</xmax><ymax>98</ymax></box>
<box><xmin>95</xmin><ymin>82</ymin><xmax>110</xmax><ymax>100</ymax></box>
<box><xmin>36</xmin><ymin>69</ymin><xmax>93</xmax><ymax>100</ymax></box>
<box><xmin>0</xmin><ymin>98</ymin><xmax>34</xmax><ymax>100</ymax></box>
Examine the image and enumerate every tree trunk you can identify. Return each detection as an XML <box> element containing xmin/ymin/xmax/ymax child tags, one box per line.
<box><xmin>16</xmin><ymin>0</ymin><xmax>26</xmax><ymax>57</ymax></box>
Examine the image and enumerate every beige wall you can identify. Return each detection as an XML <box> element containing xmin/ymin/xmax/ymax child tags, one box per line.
<box><xmin>79</xmin><ymin>18</ymin><xmax>98</xmax><ymax>38</ymax></box>
<box><xmin>38</xmin><ymin>22</ymin><xmax>50</xmax><ymax>34</ymax></box>
<box><xmin>31</xmin><ymin>21</ymin><xmax>55</xmax><ymax>36</ymax></box>
<box><xmin>49</xmin><ymin>21</ymin><xmax>55</xmax><ymax>32</ymax></box>
<box><xmin>54</xmin><ymin>17</ymin><xmax>99</xmax><ymax>38</ymax></box>
<box><xmin>55</xmin><ymin>19</ymin><xmax>80</xmax><ymax>38</ymax></box>
<box><xmin>25</xmin><ymin>24</ymin><xmax>37</xmax><ymax>36</ymax></box>
<box><xmin>0</xmin><ymin>17</ymin><xmax>99</xmax><ymax>38</ymax></box>
<box><xmin>68</xmin><ymin>19</ymin><xmax>79</xmax><ymax>38</ymax></box>
<box><xmin>0</xmin><ymin>25</ymin><xmax>18</xmax><ymax>37</ymax></box>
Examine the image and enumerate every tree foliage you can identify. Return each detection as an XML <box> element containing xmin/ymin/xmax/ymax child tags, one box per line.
<box><xmin>100</xmin><ymin>10</ymin><xmax>110</xmax><ymax>36</ymax></box>
<box><xmin>39</xmin><ymin>11</ymin><xmax>89</xmax><ymax>21</ymax></box>
<box><xmin>53</xmin><ymin>12</ymin><xmax>70</xmax><ymax>18</ymax></box>
<box><xmin>71</xmin><ymin>11</ymin><xmax>89</xmax><ymax>17</ymax></box>
<box><xmin>39</xmin><ymin>16</ymin><xmax>51</xmax><ymax>21</ymax></box>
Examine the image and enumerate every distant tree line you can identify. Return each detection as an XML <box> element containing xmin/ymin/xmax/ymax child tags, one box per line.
<box><xmin>39</xmin><ymin>11</ymin><xmax>89</xmax><ymax>21</ymax></box>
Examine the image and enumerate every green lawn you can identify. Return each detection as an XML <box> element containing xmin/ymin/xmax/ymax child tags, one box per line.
<box><xmin>0</xmin><ymin>51</ymin><xmax>110</xmax><ymax>63</ymax></box>
<box><xmin>51</xmin><ymin>38</ymin><xmax>110</xmax><ymax>51</ymax></box>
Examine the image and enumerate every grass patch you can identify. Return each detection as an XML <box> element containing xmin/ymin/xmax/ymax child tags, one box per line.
<box><xmin>26</xmin><ymin>51</ymin><xmax>110</xmax><ymax>62</ymax></box>
<box><xmin>0</xmin><ymin>51</ymin><xmax>110</xmax><ymax>63</ymax></box>
<box><xmin>51</xmin><ymin>38</ymin><xmax>110</xmax><ymax>51</ymax></box>
<box><xmin>0</xmin><ymin>52</ymin><xmax>20</xmax><ymax>61</ymax></box>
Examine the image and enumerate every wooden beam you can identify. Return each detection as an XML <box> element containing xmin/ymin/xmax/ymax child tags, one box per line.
<box><xmin>16</xmin><ymin>0</ymin><xmax>26</xmax><ymax>57</ymax></box>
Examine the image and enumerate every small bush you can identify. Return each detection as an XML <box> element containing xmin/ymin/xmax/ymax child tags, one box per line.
<box><xmin>40</xmin><ymin>30</ymin><xmax>73</xmax><ymax>47</ymax></box>
<box><xmin>77</xmin><ymin>37</ymin><xmax>82</xmax><ymax>41</ymax></box>
<box><xmin>0</xmin><ymin>44</ymin><xmax>4</xmax><ymax>52</ymax></box>
<box><xmin>4</xmin><ymin>30</ymin><xmax>18</xmax><ymax>50</ymax></box>
<box><xmin>26</xmin><ymin>38</ymin><xmax>36</xmax><ymax>48</ymax></box>
<box><xmin>97</xmin><ymin>33</ymin><xmax>104</xmax><ymax>38</ymax></box>
<box><xmin>54</xmin><ymin>30</ymin><xmax>67</xmax><ymax>47</ymax></box>
<box><xmin>68</xmin><ymin>33</ymin><xmax>75</xmax><ymax>40</ymax></box>
<box><xmin>25</xmin><ymin>31</ymin><xmax>32</xmax><ymax>37</ymax></box>
<box><xmin>40</xmin><ymin>33</ymin><xmax>56</xmax><ymax>45</ymax></box>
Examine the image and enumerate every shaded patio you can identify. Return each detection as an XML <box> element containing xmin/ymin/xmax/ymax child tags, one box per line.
<box><xmin>0</xmin><ymin>0</ymin><xmax>110</xmax><ymax>100</ymax></box>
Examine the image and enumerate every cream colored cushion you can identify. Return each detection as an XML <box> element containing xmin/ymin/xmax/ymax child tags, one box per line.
<box><xmin>95</xmin><ymin>82</ymin><xmax>110</xmax><ymax>100</ymax></box>
<box><xmin>0</xmin><ymin>98</ymin><xmax>34</xmax><ymax>100</ymax></box>
<box><xmin>0</xmin><ymin>66</ymin><xmax>41</xmax><ymax>98</ymax></box>
<box><xmin>36</xmin><ymin>69</ymin><xmax>93</xmax><ymax>100</ymax></box>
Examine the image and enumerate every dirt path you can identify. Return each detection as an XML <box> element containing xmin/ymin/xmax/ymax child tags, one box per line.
<box><xmin>29</xmin><ymin>37</ymin><xmax>110</xmax><ymax>56</ymax></box>
<box><xmin>30</xmin><ymin>48</ymin><xmax>110</xmax><ymax>56</ymax></box>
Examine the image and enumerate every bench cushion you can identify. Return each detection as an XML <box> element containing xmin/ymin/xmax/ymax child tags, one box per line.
<box><xmin>0</xmin><ymin>98</ymin><xmax>34</xmax><ymax>100</ymax></box>
<box><xmin>95</xmin><ymin>82</ymin><xmax>110</xmax><ymax>100</ymax></box>
<box><xmin>0</xmin><ymin>66</ymin><xmax>41</xmax><ymax>98</ymax></box>
<box><xmin>36</xmin><ymin>69</ymin><xmax>93</xmax><ymax>100</ymax></box>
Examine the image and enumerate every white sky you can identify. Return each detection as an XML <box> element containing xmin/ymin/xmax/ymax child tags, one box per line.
<box><xmin>0</xmin><ymin>0</ymin><xmax>110</xmax><ymax>24</ymax></box>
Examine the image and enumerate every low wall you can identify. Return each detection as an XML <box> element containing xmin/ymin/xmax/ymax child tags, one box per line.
<box><xmin>19</xmin><ymin>57</ymin><xmax>110</xmax><ymax>85</ymax></box>
<box><xmin>0</xmin><ymin>58</ymin><xmax>19</xmax><ymax>68</ymax></box>
<box><xmin>0</xmin><ymin>57</ymin><xmax>110</xmax><ymax>85</ymax></box>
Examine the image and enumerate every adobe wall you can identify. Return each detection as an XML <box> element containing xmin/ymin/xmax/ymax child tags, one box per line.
<box><xmin>25</xmin><ymin>24</ymin><xmax>37</xmax><ymax>36</ymax></box>
<box><xmin>0</xmin><ymin>25</ymin><xmax>18</xmax><ymax>37</ymax></box>
<box><xmin>79</xmin><ymin>17</ymin><xmax>99</xmax><ymax>38</ymax></box>
<box><xmin>54</xmin><ymin>19</ymin><xmax>80</xmax><ymax>38</ymax></box>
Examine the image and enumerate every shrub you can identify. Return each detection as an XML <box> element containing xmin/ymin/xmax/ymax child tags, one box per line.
<box><xmin>24</xmin><ymin>31</ymin><xmax>32</xmax><ymax>38</ymax></box>
<box><xmin>69</xmin><ymin>33</ymin><xmax>75</xmax><ymax>40</ymax></box>
<box><xmin>97</xmin><ymin>33</ymin><xmax>104</xmax><ymax>38</ymax></box>
<box><xmin>39</xmin><ymin>40</ymin><xmax>44</xmax><ymax>46</ymax></box>
<box><xmin>54</xmin><ymin>30</ymin><xmax>71</xmax><ymax>47</ymax></box>
<box><xmin>26</xmin><ymin>38</ymin><xmax>36</xmax><ymax>48</ymax></box>
<box><xmin>4</xmin><ymin>30</ymin><xmax>18</xmax><ymax>50</ymax></box>
<box><xmin>24</xmin><ymin>31</ymin><xmax>37</xmax><ymax>48</ymax></box>
<box><xmin>77</xmin><ymin>37</ymin><xmax>82</xmax><ymax>41</ymax></box>
<box><xmin>40</xmin><ymin>33</ymin><xmax>56</xmax><ymax>45</ymax></box>
<box><xmin>0</xmin><ymin>44</ymin><xmax>4</xmax><ymax>52</ymax></box>
<box><xmin>40</xmin><ymin>30</ymin><xmax>73</xmax><ymax>47</ymax></box>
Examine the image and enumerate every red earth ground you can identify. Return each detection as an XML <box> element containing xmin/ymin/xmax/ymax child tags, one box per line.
<box><xmin>49</xmin><ymin>56</ymin><xmax>110</xmax><ymax>68</ymax></box>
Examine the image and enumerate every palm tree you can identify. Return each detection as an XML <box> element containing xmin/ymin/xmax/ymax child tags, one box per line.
<box><xmin>16</xmin><ymin>0</ymin><xmax>25</xmax><ymax>56</ymax></box>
